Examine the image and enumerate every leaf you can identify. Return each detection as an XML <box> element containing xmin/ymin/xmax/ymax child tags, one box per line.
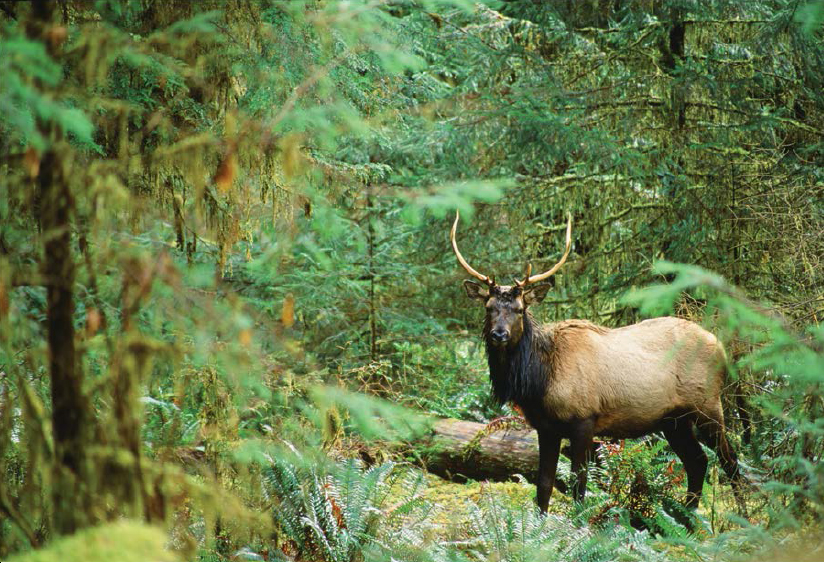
<box><xmin>280</xmin><ymin>133</ymin><xmax>304</xmax><ymax>179</ymax></box>
<box><xmin>85</xmin><ymin>307</ymin><xmax>102</xmax><ymax>337</ymax></box>
<box><xmin>239</xmin><ymin>328</ymin><xmax>252</xmax><ymax>347</ymax></box>
<box><xmin>23</xmin><ymin>146</ymin><xmax>40</xmax><ymax>178</ymax></box>
<box><xmin>214</xmin><ymin>152</ymin><xmax>237</xmax><ymax>193</ymax></box>
<box><xmin>163</xmin><ymin>10</ymin><xmax>222</xmax><ymax>35</ymax></box>
<box><xmin>412</xmin><ymin>179</ymin><xmax>514</xmax><ymax>217</ymax></box>
<box><xmin>796</xmin><ymin>0</ymin><xmax>824</xmax><ymax>34</ymax></box>
<box><xmin>282</xmin><ymin>293</ymin><xmax>296</xmax><ymax>328</ymax></box>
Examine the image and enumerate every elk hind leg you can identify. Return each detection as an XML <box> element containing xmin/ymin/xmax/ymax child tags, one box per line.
<box><xmin>662</xmin><ymin>418</ymin><xmax>708</xmax><ymax>510</ymax></box>
<box><xmin>697</xmin><ymin>406</ymin><xmax>749</xmax><ymax>517</ymax></box>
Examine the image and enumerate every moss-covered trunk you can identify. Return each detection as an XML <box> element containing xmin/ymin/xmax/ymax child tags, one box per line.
<box><xmin>32</xmin><ymin>0</ymin><xmax>92</xmax><ymax>535</ymax></box>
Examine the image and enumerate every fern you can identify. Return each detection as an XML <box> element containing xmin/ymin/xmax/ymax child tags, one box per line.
<box><xmin>263</xmin><ymin>454</ymin><xmax>437</xmax><ymax>560</ymax></box>
<box><xmin>461</xmin><ymin>488</ymin><xmax>671</xmax><ymax>561</ymax></box>
<box><xmin>582</xmin><ymin>437</ymin><xmax>703</xmax><ymax>538</ymax></box>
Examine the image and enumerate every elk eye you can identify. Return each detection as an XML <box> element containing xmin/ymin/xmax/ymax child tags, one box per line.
<box><xmin>512</xmin><ymin>308</ymin><xmax>523</xmax><ymax>314</ymax></box>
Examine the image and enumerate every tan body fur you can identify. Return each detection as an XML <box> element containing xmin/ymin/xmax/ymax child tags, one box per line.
<box><xmin>542</xmin><ymin>317</ymin><xmax>727</xmax><ymax>438</ymax></box>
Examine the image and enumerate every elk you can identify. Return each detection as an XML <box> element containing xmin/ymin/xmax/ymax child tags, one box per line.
<box><xmin>450</xmin><ymin>210</ymin><xmax>747</xmax><ymax>515</ymax></box>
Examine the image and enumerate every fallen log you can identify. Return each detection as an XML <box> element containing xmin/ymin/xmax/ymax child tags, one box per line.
<box><xmin>413</xmin><ymin>417</ymin><xmax>572</xmax><ymax>492</ymax></box>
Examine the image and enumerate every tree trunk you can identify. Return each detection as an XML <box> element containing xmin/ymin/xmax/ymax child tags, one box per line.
<box><xmin>366</xmin><ymin>183</ymin><xmax>378</xmax><ymax>362</ymax></box>
<box><xmin>31</xmin><ymin>0</ymin><xmax>93</xmax><ymax>535</ymax></box>
<box><xmin>40</xmin><ymin>146</ymin><xmax>93</xmax><ymax>535</ymax></box>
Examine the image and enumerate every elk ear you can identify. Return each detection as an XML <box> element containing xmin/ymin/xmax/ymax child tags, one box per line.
<box><xmin>463</xmin><ymin>281</ymin><xmax>489</xmax><ymax>301</ymax></box>
<box><xmin>523</xmin><ymin>283</ymin><xmax>551</xmax><ymax>306</ymax></box>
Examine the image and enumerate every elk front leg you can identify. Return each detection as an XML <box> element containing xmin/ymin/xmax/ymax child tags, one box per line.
<box><xmin>569</xmin><ymin>418</ymin><xmax>595</xmax><ymax>502</ymax></box>
<box><xmin>536</xmin><ymin>430</ymin><xmax>561</xmax><ymax>513</ymax></box>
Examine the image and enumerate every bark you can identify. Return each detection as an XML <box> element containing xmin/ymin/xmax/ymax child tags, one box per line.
<box><xmin>40</xmin><ymin>137</ymin><xmax>92</xmax><ymax>536</ymax></box>
<box><xmin>409</xmin><ymin>418</ymin><xmax>597</xmax><ymax>494</ymax></box>
<box><xmin>366</xmin><ymin>183</ymin><xmax>378</xmax><ymax>362</ymax></box>
<box><xmin>32</xmin><ymin>0</ymin><xmax>92</xmax><ymax>535</ymax></box>
<box><xmin>418</xmin><ymin>418</ymin><xmax>544</xmax><ymax>484</ymax></box>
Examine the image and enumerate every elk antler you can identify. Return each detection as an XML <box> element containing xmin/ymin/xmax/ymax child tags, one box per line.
<box><xmin>450</xmin><ymin>210</ymin><xmax>493</xmax><ymax>285</ymax></box>
<box><xmin>515</xmin><ymin>212</ymin><xmax>572</xmax><ymax>287</ymax></box>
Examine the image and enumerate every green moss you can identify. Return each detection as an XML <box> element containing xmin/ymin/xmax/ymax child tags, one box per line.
<box><xmin>10</xmin><ymin>521</ymin><xmax>179</xmax><ymax>562</ymax></box>
<box><xmin>421</xmin><ymin>474</ymin><xmax>570</xmax><ymax>537</ymax></box>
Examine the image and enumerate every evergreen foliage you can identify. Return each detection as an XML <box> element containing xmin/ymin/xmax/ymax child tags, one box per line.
<box><xmin>0</xmin><ymin>0</ymin><xmax>822</xmax><ymax>560</ymax></box>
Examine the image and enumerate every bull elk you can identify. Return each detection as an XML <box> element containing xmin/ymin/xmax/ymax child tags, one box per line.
<box><xmin>450</xmin><ymin>210</ymin><xmax>747</xmax><ymax>515</ymax></box>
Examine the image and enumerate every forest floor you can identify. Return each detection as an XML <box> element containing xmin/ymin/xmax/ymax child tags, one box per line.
<box><xmin>382</xmin><ymin>461</ymin><xmax>752</xmax><ymax>561</ymax></box>
<box><xmin>421</xmin><ymin>476</ymin><xmax>552</xmax><ymax>537</ymax></box>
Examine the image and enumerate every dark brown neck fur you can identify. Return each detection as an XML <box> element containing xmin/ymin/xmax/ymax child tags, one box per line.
<box><xmin>484</xmin><ymin>311</ymin><xmax>553</xmax><ymax>410</ymax></box>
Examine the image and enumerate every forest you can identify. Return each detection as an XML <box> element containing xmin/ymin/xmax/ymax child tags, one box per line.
<box><xmin>0</xmin><ymin>0</ymin><xmax>822</xmax><ymax>560</ymax></box>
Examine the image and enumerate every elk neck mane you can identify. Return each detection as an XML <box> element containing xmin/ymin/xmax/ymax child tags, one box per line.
<box><xmin>484</xmin><ymin>311</ymin><xmax>553</xmax><ymax>407</ymax></box>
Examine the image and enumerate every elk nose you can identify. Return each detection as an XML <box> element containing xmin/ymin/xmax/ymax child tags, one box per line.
<box><xmin>490</xmin><ymin>329</ymin><xmax>509</xmax><ymax>343</ymax></box>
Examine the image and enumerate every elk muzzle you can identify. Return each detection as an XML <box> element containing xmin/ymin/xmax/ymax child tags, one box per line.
<box><xmin>490</xmin><ymin>328</ymin><xmax>510</xmax><ymax>344</ymax></box>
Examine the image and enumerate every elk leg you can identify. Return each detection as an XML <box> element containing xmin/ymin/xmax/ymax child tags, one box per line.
<box><xmin>536</xmin><ymin>430</ymin><xmax>561</xmax><ymax>513</ymax></box>
<box><xmin>562</xmin><ymin>441</ymin><xmax>601</xmax><ymax>467</ymax></box>
<box><xmin>662</xmin><ymin>418</ymin><xmax>708</xmax><ymax>510</ymax></box>
<box><xmin>696</xmin><ymin>408</ymin><xmax>749</xmax><ymax>516</ymax></box>
<box><xmin>569</xmin><ymin>418</ymin><xmax>595</xmax><ymax>502</ymax></box>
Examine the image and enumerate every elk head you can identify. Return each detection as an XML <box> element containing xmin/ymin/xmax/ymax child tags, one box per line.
<box><xmin>451</xmin><ymin>210</ymin><xmax>572</xmax><ymax>348</ymax></box>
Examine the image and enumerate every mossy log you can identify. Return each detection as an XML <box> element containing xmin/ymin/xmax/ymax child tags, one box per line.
<box><xmin>415</xmin><ymin>418</ymin><xmax>573</xmax><ymax>492</ymax></box>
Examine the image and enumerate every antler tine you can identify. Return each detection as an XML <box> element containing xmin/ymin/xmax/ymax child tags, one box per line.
<box><xmin>515</xmin><ymin>263</ymin><xmax>532</xmax><ymax>287</ymax></box>
<box><xmin>450</xmin><ymin>210</ymin><xmax>492</xmax><ymax>285</ymax></box>
<box><xmin>516</xmin><ymin>213</ymin><xmax>573</xmax><ymax>286</ymax></box>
